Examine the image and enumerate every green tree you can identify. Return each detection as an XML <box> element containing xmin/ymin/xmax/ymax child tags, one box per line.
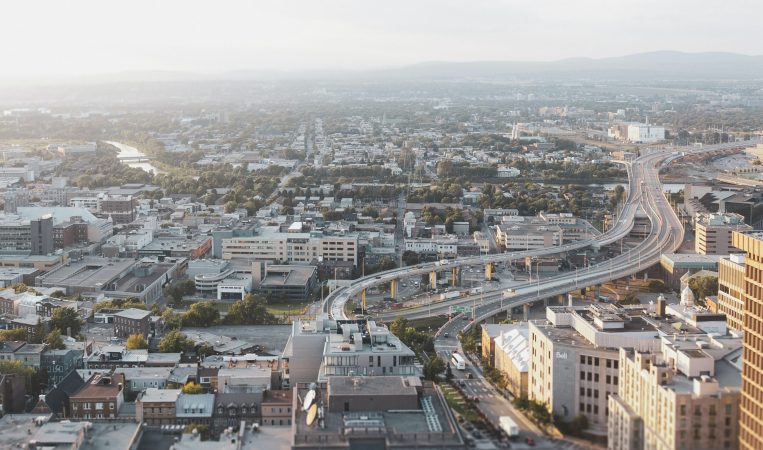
<box><xmin>126</xmin><ymin>333</ymin><xmax>148</xmax><ymax>350</ymax></box>
<box><xmin>460</xmin><ymin>326</ymin><xmax>481</xmax><ymax>354</ymax></box>
<box><xmin>183</xmin><ymin>423</ymin><xmax>210</xmax><ymax>440</ymax></box>
<box><xmin>224</xmin><ymin>294</ymin><xmax>280</xmax><ymax>325</ymax></box>
<box><xmin>423</xmin><ymin>356</ymin><xmax>445</xmax><ymax>381</ymax></box>
<box><xmin>158</xmin><ymin>330</ymin><xmax>195</xmax><ymax>353</ymax></box>
<box><xmin>181</xmin><ymin>301</ymin><xmax>220</xmax><ymax>328</ymax></box>
<box><xmin>94</xmin><ymin>298</ymin><xmax>147</xmax><ymax>312</ymax></box>
<box><xmin>688</xmin><ymin>276</ymin><xmax>718</xmax><ymax>304</ymax></box>
<box><xmin>50</xmin><ymin>307</ymin><xmax>83</xmax><ymax>336</ymax></box>
<box><xmin>376</xmin><ymin>257</ymin><xmax>397</xmax><ymax>272</ymax></box>
<box><xmin>181</xmin><ymin>381</ymin><xmax>204</xmax><ymax>394</ymax></box>
<box><xmin>224</xmin><ymin>201</ymin><xmax>237</xmax><ymax>213</ymax></box>
<box><xmin>619</xmin><ymin>293</ymin><xmax>640</xmax><ymax>305</ymax></box>
<box><xmin>0</xmin><ymin>360</ymin><xmax>34</xmax><ymax>392</ymax></box>
<box><xmin>12</xmin><ymin>283</ymin><xmax>28</xmax><ymax>294</ymax></box>
<box><xmin>44</xmin><ymin>329</ymin><xmax>66</xmax><ymax>349</ymax></box>
<box><xmin>197</xmin><ymin>343</ymin><xmax>214</xmax><ymax>358</ymax></box>
<box><xmin>0</xmin><ymin>328</ymin><xmax>27</xmax><ymax>341</ymax></box>
<box><xmin>162</xmin><ymin>309</ymin><xmax>182</xmax><ymax>330</ymax></box>
<box><xmin>402</xmin><ymin>251</ymin><xmax>420</xmax><ymax>266</ymax></box>
<box><xmin>646</xmin><ymin>279</ymin><xmax>667</xmax><ymax>293</ymax></box>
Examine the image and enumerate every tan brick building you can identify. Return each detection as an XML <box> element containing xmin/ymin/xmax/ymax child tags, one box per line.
<box><xmin>717</xmin><ymin>254</ymin><xmax>745</xmax><ymax>332</ymax></box>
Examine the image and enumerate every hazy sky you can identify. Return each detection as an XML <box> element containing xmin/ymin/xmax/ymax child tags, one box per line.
<box><xmin>2</xmin><ymin>0</ymin><xmax>760</xmax><ymax>78</ymax></box>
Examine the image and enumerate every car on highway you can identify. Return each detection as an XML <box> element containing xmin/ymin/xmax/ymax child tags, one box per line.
<box><xmin>443</xmin><ymin>332</ymin><xmax>449</xmax><ymax>338</ymax></box>
<box><xmin>525</xmin><ymin>437</ymin><xmax>535</xmax><ymax>446</ymax></box>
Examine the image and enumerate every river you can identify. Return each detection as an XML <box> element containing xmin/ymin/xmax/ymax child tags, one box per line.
<box><xmin>105</xmin><ymin>141</ymin><xmax>164</xmax><ymax>175</ymax></box>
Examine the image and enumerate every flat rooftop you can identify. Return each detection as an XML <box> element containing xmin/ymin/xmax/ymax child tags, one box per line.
<box><xmin>111</xmin><ymin>264</ymin><xmax>175</xmax><ymax>293</ymax></box>
<box><xmin>292</xmin><ymin>381</ymin><xmax>462</xmax><ymax>448</ymax></box>
<box><xmin>260</xmin><ymin>265</ymin><xmax>316</xmax><ymax>287</ymax></box>
<box><xmin>661</xmin><ymin>253</ymin><xmax>721</xmax><ymax>269</ymax></box>
<box><xmin>328</xmin><ymin>375</ymin><xmax>419</xmax><ymax>397</ymax></box>
<box><xmin>39</xmin><ymin>257</ymin><xmax>135</xmax><ymax>288</ymax></box>
<box><xmin>141</xmin><ymin>235</ymin><xmax>211</xmax><ymax>252</ymax></box>
<box><xmin>115</xmin><ymin>307</ymin><xmax>151</xmax><ymax>320</ymax></box>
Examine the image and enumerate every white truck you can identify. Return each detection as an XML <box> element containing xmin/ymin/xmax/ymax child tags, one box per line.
<box><xmin>469</xmin><ymin>287</ymin><xmax>483</xmax><ymax>295</ymax></box>
<box><xmin>439</xmin><ymin>291</ymin><xmax>460</xmax><ymax>301</ymax></box>
<box><xmin>499</xmin><ymin>415</ymin><xmax>519</xmax><ymax>438</ymax></box>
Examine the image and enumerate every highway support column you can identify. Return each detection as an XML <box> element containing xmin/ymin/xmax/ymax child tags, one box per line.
<box><xmin>523</xmin><ymin>303</ymin><xmax>530</xmax><ymax>321</ymax></box>
<box><xmin>485</xmin><ymin>262</ymin><xmax>493</xmax><ymax>281</ymax></box>
<box><xmin>361</xmin><ymin>289</ymin><xmax>367</xmax><ymax>313</ymax></box>
<box><xmin>430</xmin><ymin>271</ymin><xmax>437</xmax><ymax>290</ymax></box>
<box><xmin>390</xmin><ymin>279</ymin><xmax>398</xmax><ymax>300</ymax></box>
<box><xmin>451</xmin><ymin>267</ymin><xmax>460</xmax><ymax>287</ymax></box>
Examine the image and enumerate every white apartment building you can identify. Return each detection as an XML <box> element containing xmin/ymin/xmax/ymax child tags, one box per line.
<box><xmin>221</xmin><ymin>226</ymin><xmax>358</xmax><ymax>265</ymax></box>
<box><xmin>626</xmin><ymin>124</ymin><xmax>665</xmax><ymax>143</ymax></box>
<box><xmin>495</xmin><ymin>218</ymin><xmax>562</xmax><ymax>251</ymax></box>
<box><xmin>404</xmin><ymin>236</ymin><xmax>458</xmax><ymax>256</ymax></box>
<box><xmin>281</xmin><ymin>316</ymin><xmax>419</xmax><ymax>388</ymax></box>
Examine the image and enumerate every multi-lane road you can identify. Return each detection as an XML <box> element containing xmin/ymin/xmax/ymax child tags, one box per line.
<box><xmin>324</xmin><ymin>161</ymin><xmax>643</xmax><ymax>320</ymax></box>
<box><xmin>326</xmin><ymin>140</ymin><xmax>761</xmax><ymax>323</ymax></box>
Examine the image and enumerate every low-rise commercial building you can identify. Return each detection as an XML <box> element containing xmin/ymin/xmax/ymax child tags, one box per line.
<box><xmin>291</xmin><ymin>377</ymin><xmax>465</xmax><ymax>449</ymax></box>
<box><xmin>493</xmin><ymin>325</ymin><xmax>530</xmax><ymax>398</ymax></box>
<box><xmin>257</xmin><ymin>265</ymin><xmax>317</xmax><ymax>302</ymax></box>
<box><xmin>36</xmin><ymin>256</ymin><xmax>181</xmax><ymax>304</ymax></box>
<box><xmin>495</xmin><ymin>217</ymin><xmax>562</xmax><ymax>251</ymax></box>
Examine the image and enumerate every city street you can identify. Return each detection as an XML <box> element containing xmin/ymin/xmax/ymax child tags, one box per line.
<box><xmin>436</xmin><ymin>336</ymin><xmax>580</xmax><ymax>449</ymax></box>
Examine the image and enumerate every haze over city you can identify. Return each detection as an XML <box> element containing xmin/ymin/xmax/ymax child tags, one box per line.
<box><xmin>0</xmin><ymin>2</ymin><xmax>762</xmax><ymax>450</ymax></box>
<box><xmin>1</xmin><ymin>0</ymin><xmax>762</xmax><ymax>80</ymax></box>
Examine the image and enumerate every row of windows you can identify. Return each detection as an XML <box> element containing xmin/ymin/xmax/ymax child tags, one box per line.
<box><xmin>74</xmin><ymin>402</ymin><xmax>115</xmax><ymax>410</ymax></box>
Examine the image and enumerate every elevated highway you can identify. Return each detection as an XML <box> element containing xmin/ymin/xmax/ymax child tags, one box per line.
<box><xmin>325</xmin><ymin>163</ymin><xmax>641</xmax><ymax>319</ymax></box>
<box><xmin>326</xmin><ymin>139</ymin><xmax>762</xmax><ymax>322</ymax></box>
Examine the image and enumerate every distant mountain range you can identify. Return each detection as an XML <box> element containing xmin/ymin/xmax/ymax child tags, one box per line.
<box><xmin>2</xmin><ymin>51</ymin><xmax>761</xmax><ymax>88</ymax></box>
<box><xmin>373</xmin><ymin>51</ymin><xmax>763</xmax><ymax>81</ymax></box>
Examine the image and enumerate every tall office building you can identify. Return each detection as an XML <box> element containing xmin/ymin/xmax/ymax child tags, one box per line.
<box><xmin>717</xmin><ymin>254</ymin><xmax>746</xmax><ymax>332</ymax></box>
<box><xmin>731</xmin><ymin>231</ymin><xmax>763</xmax><ymax>450</ymax></box>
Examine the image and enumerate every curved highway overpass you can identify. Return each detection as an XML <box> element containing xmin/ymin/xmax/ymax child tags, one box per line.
<box><xmin>325</xmin><ymin>162</ymin><xmax>642</xmax><ymax>319</ymax></box>
<box><xmin>326</xmin><ymin>139</ymin><xmax>762</xmax><ymax>322</ymax></box>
